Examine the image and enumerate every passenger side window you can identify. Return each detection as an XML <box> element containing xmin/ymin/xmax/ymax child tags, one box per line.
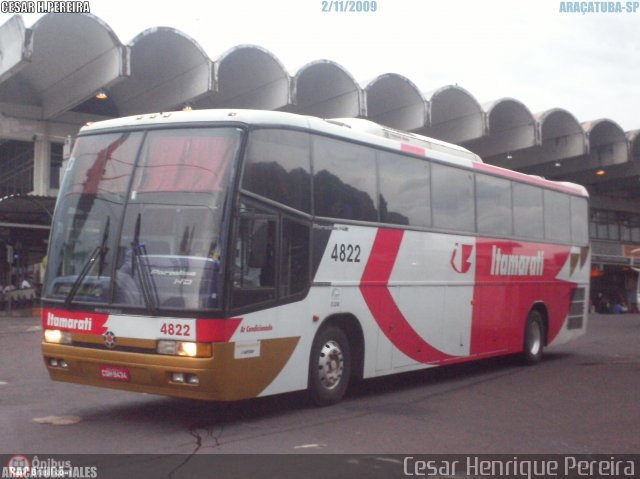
<box><xmin>544</xmin><ymin>189</ymin><xmax>571</xmax><ymax>243</ymax></box>
<box><xmin>571</xmin><ymin>197</ymin><xmax>589</xmax><ymax>246</ymax></box>
<box><xmin>242</xmin><ymin>129</ymin><xmax>311</xmax><ymax>213</ymax></box>
<box><xmin>378</xmin><ymin>152</ymin><xmax>431</xmax><ymax>227</ymax></box>
<box><xmin>431</xmin><ymin>163</ymin><xmax>475</xmax><ymax>232</ymax></box>
<box><xmin>513</xmin><ymin>183</ymin><xmax>544</xmax><ymax>240</ymax></box>
<box><xmin>313</xmin><ymin>136</ymin><xmax>378</xmax><ymax>222</ymax></box>
<box><xmin>476</xmin><ymin>175</ymin><xmax>513</xmax><ymax>236</ymax></box>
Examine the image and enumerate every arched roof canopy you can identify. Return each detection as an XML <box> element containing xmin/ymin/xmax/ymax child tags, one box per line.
<box><xmin>537</xmin><ymin>108</ymin><xmax>587</xmax><ymax>156</ymax></box>
<box><xmin>582</xmin><ymin>119</ymin><xmax>628</xmax><ymax>169</ymax></box>
<box><xmin>0</xmin><ymin>14</ymin><xmax>129</xmax><ymax>119</ymax></box>
<box><xmin>365</xmin><ymin>73</ymin><xmax>428</xmax><ymax>131</ymax></box>
<box><xmin>0</xmin><ymin>13</ymin><xmax>639</xmax><ymax>205</ymax></box>
<box><xmin>289</xmin><ymin>60</ymin><xmax>363</xmax><ymax>118</ymax></box>
<box><xmin>591</xmin><ymin>129</ymin><xmax>640</xmax><ymax>200</ymax></box>
<box><xmin>570</xmin><ymin>125</ymin><xmax>639</xmax><ymax>199</ymax></box>
<box><xmin>197</xmin><ymin>45</ymin><xmax>290</xmax><ymax>110</ymax></box>
<box><xmin>491</xmin><ymin>108</ymin><xmax>587</xmax><ymax>170</ymax></box>
<box><xmin>628</xmin><ymin>130</ymin><xmax>640</xmax><ymax>163</ymax></box>
<box><xmin>465</xmin><ymin>98</ymin><xmax>537</xmax><ymax>160</ymax></box>
<box><xmin>420</xmin><ymin>84</ymin><xmax>484</xmax><ymax>144</ymax></box>
<box><xmin>0</xmin><ymin>15</ymin><xmax>33</xmax><ymax>84</ymax></box>
<box><xmin>531</xmin><ymin>119</ymin><xmax>630</xmax><ymax>186</ymax></box>
<box><xmin>108</xmin><ymin>27</ymin><xmax>213</xmax><ymax>116</ymax></box>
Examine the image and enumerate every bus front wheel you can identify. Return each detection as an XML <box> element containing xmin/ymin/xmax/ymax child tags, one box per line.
<box><xmin>522</xmin><ymin>310</ymin><xmax>545</xmax><ymax>365</ymax></box>
<box><xmin>308</xmin><ymin>326</ymin><xmax>352</xmax><ymax>406</ymax></box>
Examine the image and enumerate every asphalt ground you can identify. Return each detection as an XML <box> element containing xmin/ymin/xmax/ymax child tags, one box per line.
<box><xmin>1</xmin><ymin>312</ymin><xmax>638</xmax><ymax>477</ymax></box>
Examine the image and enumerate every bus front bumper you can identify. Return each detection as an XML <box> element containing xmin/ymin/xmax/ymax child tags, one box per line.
<box><xmin>42</xmin><ymin>337</ymin><xmax>299</xmax><ymax>402</ymax></box>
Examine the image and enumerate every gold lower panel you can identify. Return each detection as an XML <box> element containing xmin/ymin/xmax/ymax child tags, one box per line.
<box><xmin>42</xmin><ymin>337</ymin><xmax>300</xmax><ymax>401</ymax></box>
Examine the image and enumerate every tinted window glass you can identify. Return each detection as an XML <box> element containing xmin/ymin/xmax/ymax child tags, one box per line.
<box><xmin>313</xmin><ymin>136</ymin><xmax>378</xmax><ymax>221</ymax></box>
<box><xmin>232</xmin><ymin>204</ymin><xmax>277</xmax><ymax>309</ymax></box>
<box><xmin>379</xmin><ymin>152</ymin><xmax>430</xmax><ymax>227</ymax></box>
<box><xmin>115</xmin><ymin>128</ymin><xmax>241</xmax><ymax>310</ymax></box>
<box><xmin>544</xmin><ymin>189</ymin><xmax>571</xmax><ymax>243</ymax></box>
<box><xmin>513</xmin><ymin>183</ymin><xmax>544</xmax><ymax>239</ymax></box>
<box><xmin>570</xmin><ymin>196</ymin><xmax>589</xmax><ymax>246</ymax></box>
<box><xmin>281</xmin><ymin>218</ymin><xmax>310</xmax><ymax>297</ymax></box>
<box><xmin>43</xmin><ymin>132</ymin><xmax>143</xmax><ymax>302</ymax></box>
<box><xmin>132</xmin><ymin>128</ymin><xmax>238</xmax><ymax>193</ymax></box>
<box><xmin>431</xmin><ymin>163</ymin><xmax>475</xmax><ymax>232</ymax></box>
<box><xmin>476</xmin><ymin>174</ymin><xmax>513</xmax><ymax>236</ymax></box>
<box><xmin>243</xmin><ymin>129</ymin><xmax>311</xmax><ymax>213</ymax></box>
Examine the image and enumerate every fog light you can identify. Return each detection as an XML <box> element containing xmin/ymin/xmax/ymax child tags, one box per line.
<box><xmin>48</xmin><ymin>357</ymin><xmax>69</xmax><ymax>369</ymax></box>
<box><xmin>186</xmin><ymin>374</ymin><xmax>200</xmax><ymax>385</ymax></box>
<box><xmin>171</xmin><ymin>373</ymin><xmax>185</xmax><ymax>383</ymax></box>
<box><xmin>44</xmin><ymin>329</ymin><xmax>72</xmax><ymax>344</ymax></box>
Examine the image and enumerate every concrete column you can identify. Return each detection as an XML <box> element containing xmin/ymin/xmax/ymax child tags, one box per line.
<box><xmin>32</xmin><ymin>132</ymin><xmax>51</xmax><ymax>196</ymax></box>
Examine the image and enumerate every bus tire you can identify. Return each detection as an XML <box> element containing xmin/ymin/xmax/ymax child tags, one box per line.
<box><xmin>308</xmin><ymin>326</ymin><xmax>352</xmax><ymax>406</ymax></box>
<box><xmin>522</xmin><ymin>310</ymin><xmax>545</xmax><ymax>365</ymax></box>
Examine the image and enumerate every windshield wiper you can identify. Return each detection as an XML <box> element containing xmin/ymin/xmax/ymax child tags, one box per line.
<box><xmin>131</xmin><ymin>213</ymin><xmax>158</xmax><ymax>314</ymax></box>
<box><xmin>64</xmin><ymin>217</ymin><xmax>110</xmax><ymax>307</ymax></box>
<box><xmin>98</xmin><ymin>216</ymin><xmax>110</xmax><ymax>276</ymax></box>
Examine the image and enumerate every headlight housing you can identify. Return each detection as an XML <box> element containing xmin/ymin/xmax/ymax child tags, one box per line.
<box><xmin>157</xmin><ymin>340</ymin><xmax>212</xmax><ymax>357</ymax></box>
<box><xmin>44</xmin><ymin>329</ymin><xmax>72</xmax><ymax>344</ymax></box>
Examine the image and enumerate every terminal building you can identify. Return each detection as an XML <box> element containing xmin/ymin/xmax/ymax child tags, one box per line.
<box><xmin>0</xmin><ymin>13</ymin><xmax>638</xmax><ymax>310</ymax></box>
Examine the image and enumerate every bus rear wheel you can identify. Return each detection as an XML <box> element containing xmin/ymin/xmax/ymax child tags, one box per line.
<box><xmin>522</xmin><ymin>310</ymin><xmax>545</xmax><ymax>365</ymax></box>
<box><xmin>308</xmin><ymin>326</ymin><xmax>352</xmax><ymax>406</ymax></box>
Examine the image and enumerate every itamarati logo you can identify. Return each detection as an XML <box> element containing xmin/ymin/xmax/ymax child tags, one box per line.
<box><xmin>46</xmin><ymin>312</ymin><xmax>93</xmax><ymax>332</ymax></box>
<box><xmin>490</xmin><ymin>246</ymin><xmax>545</xmax><ymax>277</ymax></box>
<box><xmin>3</xmin><ymin>456</ymin><xmax>98</xmax><ymax>478</ymax></box>
<box><xmin>450</xmin><ymin>243</ymin><xmax>474</xmax><ymax>274</ymax></box>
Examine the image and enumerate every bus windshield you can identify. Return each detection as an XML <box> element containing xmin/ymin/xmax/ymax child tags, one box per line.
<box><xmin>43</xmin><ymin>127</ymin><xmax>243</xmax><ymax>312</ymax></box>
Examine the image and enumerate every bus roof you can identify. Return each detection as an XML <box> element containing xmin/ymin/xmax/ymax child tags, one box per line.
<box><xmin>78</xmin><ymin>109</ymin><xmax>480</xmax><ymax>164</ymax></box>
<box><xmin>324</xmin><ymin>117</ymin><xmax>483</xmax><ymax>163</ymax></box>
<box><xmin>79</xmin><ymin>109</ymin><xmax>588</xmax><ymax>198</ymax></box>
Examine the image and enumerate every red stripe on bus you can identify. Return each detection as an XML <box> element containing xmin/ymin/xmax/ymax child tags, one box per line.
<box><xmin>470</xmin><ymin>240</ymin><xmax>576</xmax><ymax>353</ymax></box>
<box><xmin>401</xmin><ymin>143</ymin><xmax>426</xmax><ymax>156</ymax></box>
<box><xmin>196</xmin><ymin>317</ymin><xmax>243</xmax><ymax>342</ymax></box>
<box><xmin>360</xmin><ymin>228</ymin><xmax>456</xmax><ymax>363</ymax></box>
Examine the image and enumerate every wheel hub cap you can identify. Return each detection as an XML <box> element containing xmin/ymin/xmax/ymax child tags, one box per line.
<box><xmin>318</xmin><ymin>340</ymin><xmax>344</xmax><ymax>390</ymax></box>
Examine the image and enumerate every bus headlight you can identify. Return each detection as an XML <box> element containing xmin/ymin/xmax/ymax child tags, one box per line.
<box><xmin>44</xmin><ymin>329</ymin><xmax>72</xmax><ymax>345</ymax></box>
<box><xmin>157</xmin><ymin>340</ymin><xmax>212</xmax><ymax>358</ymax></box>
<box><xmin>178</xmin><ymin>342</ymin><xmax>198</xmax><ymax>357</ymax></box>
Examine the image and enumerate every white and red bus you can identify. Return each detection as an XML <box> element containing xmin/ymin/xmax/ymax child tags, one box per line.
<box><xmin>41</xmin><ymin>110</ymin><xmax>590</xmax><ymax>405</ymax></box>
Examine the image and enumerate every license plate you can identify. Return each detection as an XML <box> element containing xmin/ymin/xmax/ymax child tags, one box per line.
<box><xmin>99</xmin><ymin>365</ymin><xmax>131</xmax><ymax>382</ymax></box>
